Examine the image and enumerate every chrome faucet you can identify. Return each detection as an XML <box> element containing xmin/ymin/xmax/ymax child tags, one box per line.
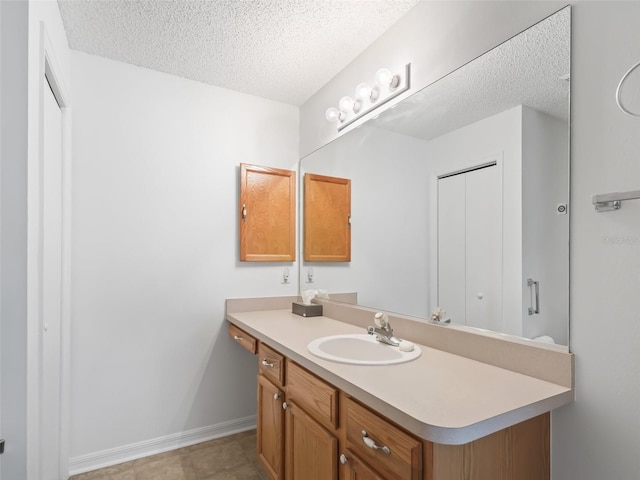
<box><xmin>367</xmin><ymin>312</ymin><xmax>401</xmax><ymax>346</ymax></box>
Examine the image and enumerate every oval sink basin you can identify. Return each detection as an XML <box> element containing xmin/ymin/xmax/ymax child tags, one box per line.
<box><xmin>307</xmin><ymin>334</ymin><xmax>421</xmax><ymax>366</ymax></box>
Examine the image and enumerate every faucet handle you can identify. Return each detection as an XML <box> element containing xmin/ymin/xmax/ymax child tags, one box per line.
<box><xmin>374</xmin><ymin>312</ymin><xmax>389</xmax><ymax>329</ymax></box>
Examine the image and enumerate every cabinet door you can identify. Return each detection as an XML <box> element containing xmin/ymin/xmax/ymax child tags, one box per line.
<box><xmin>304</xmin><ymin>173</ymin><xmax>351</xmax><ymax>262</ymax></box>
<box><xmin>342</xmin><ymin>450</ymin><xmax>386</xmax><ymax>480</ymax></box>
<box><xmin>257</xmin><ymin>375</ymin><xmax>285</xmax><ymax>480</ymax></box>
<box><xmin>240</xmin><ymin>163</ymin><xmax>296</xmax><ymax>262</ymax></box>
<box><xmin>285</xmin><ymin>401</ymin><xmax>338</xmax><ymax>480</ymax></box>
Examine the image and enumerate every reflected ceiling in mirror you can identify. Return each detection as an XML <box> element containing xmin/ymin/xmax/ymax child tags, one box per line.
<box><xmin>299</xmin><ymin>7</ymin><xmax>570</xmax><ymax>349</ymax></box>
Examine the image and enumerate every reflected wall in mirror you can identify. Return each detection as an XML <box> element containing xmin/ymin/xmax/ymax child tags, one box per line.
<box><xmin>299</xmin><ymin>7</ymin><xmax>570</xmax><ymax>348</ymax></box>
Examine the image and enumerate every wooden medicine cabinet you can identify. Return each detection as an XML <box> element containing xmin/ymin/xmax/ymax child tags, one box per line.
<box><xmin>304</xmin><ymin>173</ymin><xmax>351</xmax><ymax>262</ymax></box>
<box><xmin>240</xmin><ymin>163</ymin><xmax>296</xmax><ymax>262</ymax></box>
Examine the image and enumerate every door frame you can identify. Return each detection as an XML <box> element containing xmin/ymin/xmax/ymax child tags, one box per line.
<box><xmin>427</xmin><ymin>152</ymin><xmax>503</xmax><ymax>317</ymax></box>
<box><xmin>26</xmin><ymin>23</ymin><xmax>72</xmax><ymax>480</ymax></box>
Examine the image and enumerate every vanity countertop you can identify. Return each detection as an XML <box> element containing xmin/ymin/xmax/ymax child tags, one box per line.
<box><xmin>226</xmin><ymin>308</ymin><xmax>573</xmax><ymax>445</ymax></box>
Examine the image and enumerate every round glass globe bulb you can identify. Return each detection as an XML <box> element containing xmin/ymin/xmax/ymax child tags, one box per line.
<box><xmin>355</xmin><ymin>83</ymin><xmax>373</xmax><ymax>101</ymax></box>
<box><xmin>375</xmin><ymin>68</ymin><xmax>393</xmax><ymax>86</ymax></box>
<box><xmin>339</xmin><ymin>96</ymin><xmax>355</xmax><ymax>112</ymax></box>
<box><xmin>325</xmin><ymin>107</ymin><xmax>340</xmax><ymax>122</ymax></box>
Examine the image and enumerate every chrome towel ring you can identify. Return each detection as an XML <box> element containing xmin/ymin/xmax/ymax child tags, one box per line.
<box><xmin>616</xmin><ymin>60</ymin><xmax>640</xmax><ymax>118</ymax></box>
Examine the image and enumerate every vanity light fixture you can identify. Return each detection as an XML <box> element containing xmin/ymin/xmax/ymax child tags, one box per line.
<box><xmin>325</xmin><ymin>64</ymin><xmax>411</xmax><ymax>131</ymax></box>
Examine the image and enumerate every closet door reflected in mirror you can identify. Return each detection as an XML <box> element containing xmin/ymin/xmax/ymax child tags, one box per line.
<box><xmin>304</xmin><ymin>173</ymin><xmax>351</xmax><ymax>262</ymax></box>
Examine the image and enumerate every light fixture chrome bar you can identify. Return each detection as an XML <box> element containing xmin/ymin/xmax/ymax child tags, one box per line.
<box><xmin>592</xmin><ymin>189</ymin><xmax>640</xmax><ymax>212</ymax></box>
<box><xmin>337</xmin><ymin>64</ymin><xmax>411</xmax><ymax>132</ymax></box>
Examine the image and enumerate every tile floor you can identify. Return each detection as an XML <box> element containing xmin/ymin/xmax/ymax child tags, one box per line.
<box><xmin>69</xmin><ymin>430</ymin><xmax>270</xmax><ymax>480</ymax></box>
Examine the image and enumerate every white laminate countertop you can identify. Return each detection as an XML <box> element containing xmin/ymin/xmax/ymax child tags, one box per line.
<box><xmin>226</xmin><ymin>309</ymin><xmax>573</xmax><ymax>445</ymax></box>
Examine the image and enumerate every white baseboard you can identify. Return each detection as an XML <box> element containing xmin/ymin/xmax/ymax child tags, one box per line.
<box><xmin>68</xmin><ymin>415</ymin><xmax>257</xmax><ymax>476</ymax></box>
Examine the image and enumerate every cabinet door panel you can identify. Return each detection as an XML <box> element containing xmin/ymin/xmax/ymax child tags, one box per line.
<box><xmin>304</xmin><ymin>173</ymin><xmax>351</xmax><ymax>262</ymax></box>
<box><xmin>285</xmin><ymin>401</ymin><xmax>338</xmax><ymax>480</ymax></box>
<box><xmin>257</xmin><ymin>375</ymin><xmax>285</xmax><ymax>480</ymax></box>
<box><xmin>240</xmin><ymin>163</ymin><xmax>296</xmax><ymax>262</ymax></box>
<box><xmin>343</xmin><ymin>450</ymin><xmax>386</xmax><ymax>480</ymax></box>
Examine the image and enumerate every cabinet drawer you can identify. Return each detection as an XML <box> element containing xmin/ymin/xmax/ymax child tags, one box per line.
<box><xmin>228</xmin><ymin>323</ymin><xmax>257</xmax><ymax>354</ymax></box>
<box><xmin>286</xmin><ymin>361</ymin><xmax>338</xmax><ymax>430</ymax></box>
<box><xmin>258</xmin><ymin>343</ymin><xmax>285</xmax><ymax>387</ymax></box>
<box><xmin>345</xmin><ymin>398</ymin><xmax>422</xmax><ymax>480</ymax></box>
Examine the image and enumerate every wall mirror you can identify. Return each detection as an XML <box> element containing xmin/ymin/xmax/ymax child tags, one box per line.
<box><xmin>299</xmin><ymin>7</ymin><xmax>570</xmax><ymax>349</ymax></box>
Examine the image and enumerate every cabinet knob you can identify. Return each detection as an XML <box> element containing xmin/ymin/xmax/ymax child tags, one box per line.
<box><xmin>273</xmin><ymin>392</ymin><xmax>280</xmax><ymax>400</ymax></box>
<box><xmin>282</xmin><ymin>402</ymin><xmax>288</xmax><ymax>410</ymax></box>
<box><xmin>339</xmin><ymin>453</ymin><xmax>348</xmax><ymax>465</ymax></box>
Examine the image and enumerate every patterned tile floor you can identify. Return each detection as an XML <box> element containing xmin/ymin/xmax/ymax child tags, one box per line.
<box><xmin>70</xmin><ymin>430</ymin><xmax>269</xmax><ymax>480</ymax></box>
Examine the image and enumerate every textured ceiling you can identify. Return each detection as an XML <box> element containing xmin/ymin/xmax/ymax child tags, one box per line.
<box><xmin>370</xmin><ymin>7</ymin><xmax>571</xmax><ymax>140</ymax></box>
<box><xmin>57</xmin><ymin>0</ymin><xmax>420</xmax><ymax>105</ymax></box>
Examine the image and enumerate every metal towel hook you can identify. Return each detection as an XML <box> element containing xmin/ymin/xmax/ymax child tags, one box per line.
<box><xmin>615</xmin><ymin>60</ymin><xmax>640</xmax><ymax>119</ymax></box>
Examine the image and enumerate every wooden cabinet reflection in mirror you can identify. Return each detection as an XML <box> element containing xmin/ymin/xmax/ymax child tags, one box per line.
<box><xmin>304</xmin><ymin>173</ymin><xmax>351</xmax><ymax>262</ymax></box>
<box><xmin>240</xmin><ymin>163</ymin><xmax>296</xmax><ymax>262</ymax></box>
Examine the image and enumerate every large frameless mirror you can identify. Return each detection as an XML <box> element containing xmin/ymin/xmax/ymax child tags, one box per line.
<box><xmin>299</xmin><ymin>7</ymin><xmax>571</xmax><ymax>349</ymax></box>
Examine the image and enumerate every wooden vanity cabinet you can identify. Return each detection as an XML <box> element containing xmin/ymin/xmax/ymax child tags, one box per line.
<box><xmin>228</xmin><ymin>324</ymin><xmax>551</xmax><ymax>480</ymax></box>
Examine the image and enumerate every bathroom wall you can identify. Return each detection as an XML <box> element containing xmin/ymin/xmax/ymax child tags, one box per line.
<box><xmin>0</xmin><ymin>2</ymin><xmax>30</xmax><ymax>478</ymax></box>
<box><xmin>69</xmin><ymin>52</ymin><xmax>299</xmax><ymax>471</ymax></box>
<box><xmin>301</xmin><ymin>1</ymin><xmax>640</xmax><ymax>478</ymax></box>
<box><xmin>552</xmin><ymin>2</ymin><xmax>640</xmax><ymax>478</ymax></box>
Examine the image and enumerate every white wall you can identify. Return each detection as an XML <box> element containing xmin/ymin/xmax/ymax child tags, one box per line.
<box><xmin>302</xmin><ymin>1</ymin><xmax>640</xmax><ymax>478</ymax></box>
<box><xmin>69</xmin><ymin>52</ymin><xmax>299</xmax><ymax>470</ymax></box>
<box><xmin>552</xmin><ymin>2</ymin><xmax>640</xmax><ymax>478</ymax></box>
<box><xmin>1</xmin><ymin>2</ymin><xmax>29</xmax><ymax>478</ymax></box>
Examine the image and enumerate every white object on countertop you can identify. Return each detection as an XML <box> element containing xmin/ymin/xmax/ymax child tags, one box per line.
<box><xmin>301</xmin><ymin>289</ymin><xmax>318</xmax><ymax>305</ymax></box>
<box><xmin>398</xmin><ymin>341</ymin><xmax>415</xmax><ymax>352</ymax></box>
<box><xmin>533</xmin><ymin>335</ymin><xmax>555</xmax><ymax>344</ymax></box>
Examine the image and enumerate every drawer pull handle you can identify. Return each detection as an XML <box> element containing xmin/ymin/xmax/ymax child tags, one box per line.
<box><xmin>233</xmin><ymin>335</ymin><xmax>243</xmax><ymax>341</ymax></box>
<box><xmin>362</xmin><ymin>430</ymin><xmax>391</xmax><ymax>455</ymax></box>
<box><xmin>261</xmin><ymin>359</ymin><xmax>275</xmax><ymax>368</ymax></box>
